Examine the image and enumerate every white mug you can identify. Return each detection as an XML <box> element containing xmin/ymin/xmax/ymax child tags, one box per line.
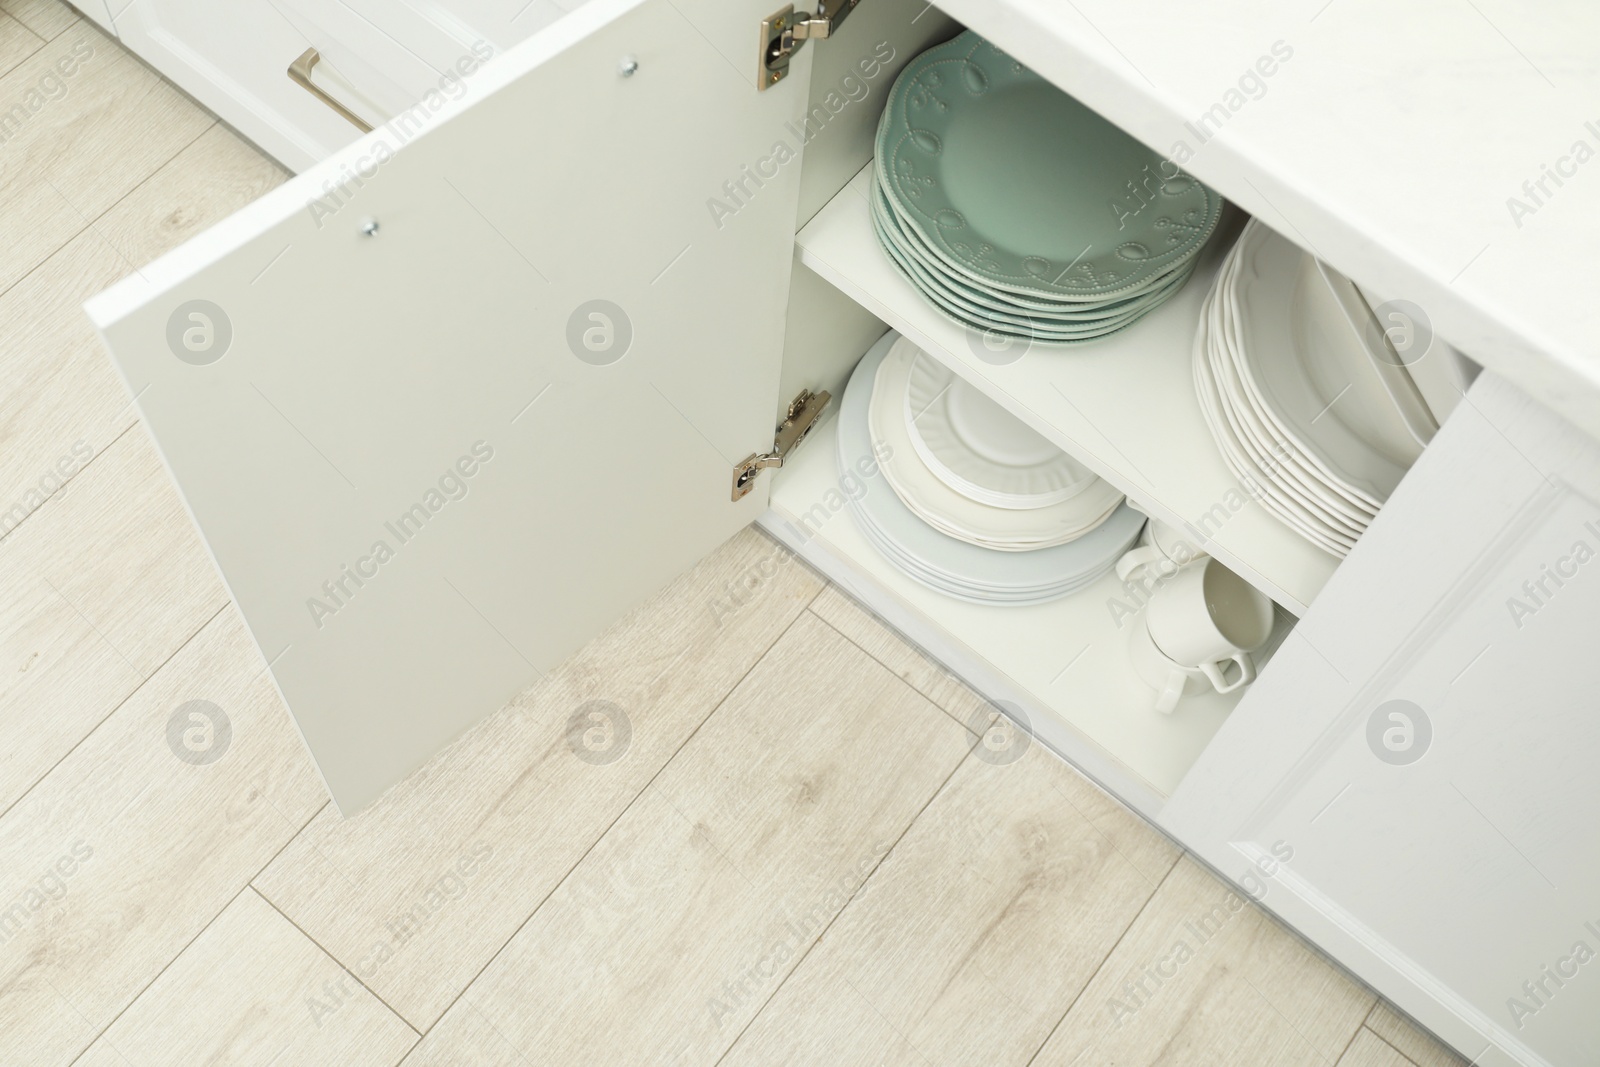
<box><xmin>1145</xmin><ymin>558</ymin><xmax>1274</xmax><ymax>694</ymax></box>
<box><xmin>1116</xmin><ymin>519</ymin><xmax>1203</xmax><ymax>583</ymax></box>
<box><xmin>1128</xmin><ymin>618</ymin><xmax>1208</xmax><ymax>714</ymax></box>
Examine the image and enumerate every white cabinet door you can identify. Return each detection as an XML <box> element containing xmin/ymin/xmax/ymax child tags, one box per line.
<box><xmin>1163</xmin><ymin>372</ymin><xmax>1600</xmax><ymax>1067</ymax></box>
<box><xmin>86</xmin><ymin>0</ymin><xmax>813</xmax><ymax>812</ymax></box>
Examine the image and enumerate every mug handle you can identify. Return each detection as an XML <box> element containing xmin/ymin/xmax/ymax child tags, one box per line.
<box><xmin>1153</xmin><ymin>665</ymin><xmax>1187</xmax><ymax>714</ymax></box>
<box><xmin>1116</xmin><ymin>545</ymin><xmax>1165</xmax><ymax>582</ymax></box>
<box><xmin>1199</xmin><ymin>652</ymin><xmax>1257</xmax><ymax>694</ymax></box>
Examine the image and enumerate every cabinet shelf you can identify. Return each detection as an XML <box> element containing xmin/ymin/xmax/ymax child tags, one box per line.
<box><xmin>765</xmin><ymin>413</ymin><xmax>1289</xmax><ymax>806</ymax></box>
<box><xmin>795</xmin><ymin>164</ymin><xmax>1339</xmax><ymax>616</ymax></box>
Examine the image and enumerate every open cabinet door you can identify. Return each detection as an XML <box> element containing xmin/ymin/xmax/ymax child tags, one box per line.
<box><xmin>86</xmin><ymin>0</ymin><xmax>815</xmax><ymax>812</ymax></box>
<box><xmin>1162</xmin><ymin>372</ymin><xmax>1600</xmax><ymax>1067</ymax></box>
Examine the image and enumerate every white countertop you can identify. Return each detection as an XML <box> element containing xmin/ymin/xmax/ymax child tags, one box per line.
<box><xmin>934</xmin><ymin>0</ymin><xmax>1600</xmax><ymax>438</ymax></box>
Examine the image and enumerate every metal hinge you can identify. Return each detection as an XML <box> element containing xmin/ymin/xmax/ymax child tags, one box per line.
<box><xmin>758</xmin><ymin>0</ymin><xmax>860</xmax><ymax>90</ymax></box>
<box><xmin>731</xmin><ymin>388</ymin><xmax>832</xmax><ymax>500</ymax></box>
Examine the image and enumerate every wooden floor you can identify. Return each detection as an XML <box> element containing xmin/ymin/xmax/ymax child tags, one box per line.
<box><xmin>0</xmin><ymin>5</ymin><xmax>1470</xmax><ymax>1065</ymax></box>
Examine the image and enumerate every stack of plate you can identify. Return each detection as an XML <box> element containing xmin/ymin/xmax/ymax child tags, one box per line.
<box><xmin>872</xmin><ymin>31</ymin><xmax>1225</xmax><ymax>345</ymax></box>
<box><xmin>1194</xmin><ymin>220</ymin><xmax>1437</xmax><ymax>557</ymax></box>
<box><xmin>840</xmin><ymin>331</ymin><xmax>1144</xmax><ymax>604</ymax></box>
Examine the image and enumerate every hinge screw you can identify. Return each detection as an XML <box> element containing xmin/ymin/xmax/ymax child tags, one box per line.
<box><xmin>359</xmin><ymin>218</ymin><xmax>379</xmax><ymax>237</ymax></box>
<box><xmin>618</xmin><ymin>55</ymin><xmax>639</xmax><ymax>77</ymax></box>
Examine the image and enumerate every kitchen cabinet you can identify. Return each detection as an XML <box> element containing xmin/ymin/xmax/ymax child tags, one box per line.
<box><xmin>1165</xmin><ymin>370</ymin><xmax>1600</xmax><ymax>1067</ymax></box>
<box><xmin>83</xmin><ymin>0</ymin><xmax>1597</xmax><ymax>1063</ymax></box>
<box><xmin>108</xmin><ymin>0</ymin><xmax>578</xmax><ymax>171</ymax></box>
<box><xmin>110</xmin><ymin>0</ymin><xmax>376</xmax><ymax>169</ymax></box>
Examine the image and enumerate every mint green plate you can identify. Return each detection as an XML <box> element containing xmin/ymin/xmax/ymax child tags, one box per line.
<box><xmin>876</xmin><ymin>31</ymin><xmax>1222</xmax><ymax>302</ymax></box>
<box><xmin>875</xmin><ymin>206</ymin><xmax>1159</xmax><ymax>336</ymax></box>
<box><xmin>873</xmin><ymin>172</ymin><xmax>1196</xmax><ymax>314</ymax></box>
<box><xmin>872</xmin><ymin>209</ymin><xmax>1163</xmax><ymax>346</ymax></box>
<box><xmin>871</xmin><ymin>178</ymin><xmax>1195</xmax><ymax>324</ymax></box>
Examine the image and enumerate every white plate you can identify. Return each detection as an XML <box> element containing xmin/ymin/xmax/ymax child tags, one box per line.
<box><xmin>903</xmin><ymin>350</ymin><xmax>1100</xmax><ymax>509</ymax></box>
<box><xmin>1229</xmin><ymin>221</ymin><xmax>1407</xmax><ymax>506</ymax></box>
<box><xmin>1316</xmin><ymin>262</ymin><xmax>1437</xmax><ymax>452</ymax></box>
<box><xmin>1218</xmin><ymin>233</ymin><xmax>1382</xmax><ymax>521</ymax></box>
<box><xmin>1294</xmin><ymin>253</ymin><xmax>1429</xmax><ymax>465</ymax></box>
<box><xmin>869</xmin><ymin>339</ymin><xmax>1126</xmax><ymax>547</ymax></box>
<box><xmin>840</xmin><ymin>331</ymin><xmax>1146</xmax><ymax>600</ymax></box>
<box><xmin>1196</xmin><ymin>343</ymin><xmax>1353</xmax><ymax>557</ymax></box>
<box><xmin>1199</xmin><ymin>273</ymin><xmax>1360</xmax><ymax>554</ymax></box>
<box><xmin>1210</xmin><ymin>251</ymin><xmax>1375</xmax><ymax>531</ymax></box>
<box><xmin>1192</xmin><ymin>283</ymin><xmax>1353</xmax><ymax>558</ymax></box>
<box><xmin>848</xmin><ymin>510</ymin><xmax>1109</xmax><ymax>603</ymax></box>
<box><xmin>1354</xmin><ymin>282</ymin><xmax>1476</xmax><ymax>427</ymax></box>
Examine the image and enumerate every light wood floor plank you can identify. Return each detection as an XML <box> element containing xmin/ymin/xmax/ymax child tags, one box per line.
<box><xmin>406</xmin><ymin>610</ymin><xmax>973</xmax><ymax>1066</ymax></box>
<box><xmin>0</xmin><ymin>120</ymin><xmax>284</xmax><ymax>531</ymax></box>
<box><xmin>809</xmin><ymin>587</ymin><xmax>1184</xmax><ymax>886</ymax></box>
<box><xmin>1030</xmin><ymin>855</ymin><xmax>1375</xmax><ymax>1067</ymax></box>
<box><xmin>808</xmin><ymin>583</ymin><xmax>988</xmax><ymax>723</ymax></box>
<box><xmin>0</xmin><ymin>231</ymin><xmax>133</xmax><ymax>521</ymax></box>
<box><xmin>0</xmin><ymin>124</ymin><xmax>280</xmax><ymax>811</ymax></box>
<box><xmin>7</xmin><ymin>410</ymin><xmax>223</xmax><ymax>674</ymax></box>
<box><xmin>0</xmin><ymin>606</ymin><xmax>326</xmax><ymax>1065</ymax></box>
<box><xmin>1339</xmin><ymin>1028</ymin><xmax>1421</xmax><ymax>1067</ymax></box>
<box><xmin>1</xmin><ymin>0</ymin><xmax>75</xmax><ymax>40</ymax></box>
<box><xmin>0</xmin><ymin>22</ymin><xmax>210</xmax><ymax>296</ymax></box>
<box><xmin>396</xmin><ymin>1005</ymin><xmax>524</xmax><ymax>1067</ymax></box>
<box><xmin>252</xmin><ymin>528</ymin><xmax>823</xmax><ymax>1030</ymax></box>
<box><xmin>78</xmin><ymin>889</ymin><xmax>415</xmax><ymax>1067</ymax></box>
<box><xmin>94</xmin><ymin>121</ymin><xmax>287</xmax><ymax>275</ymax></box>
<box><xmin>0</xmin><ymin>429</ymin><xmax>227</xmax><ymax>811</ymax></box>
<box><xmin>0</xmin><ymin>9</ymin><xmax>41</xmax><ymax>76</ymax></box>
<box><xmin>1365</xmin><ymin>1002</ymin><xmax>1469</xmax><ymax>1067</ymax></box>
<box><xmin>720</xmin><ymin>729</ymin><xmax>1181</xmax><ymax>1067</ymax></box>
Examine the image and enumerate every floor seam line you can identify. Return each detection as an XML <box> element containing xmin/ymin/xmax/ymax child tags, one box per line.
<box><xmin>0</xmin><ymin>418</ymin><xmax>140</xmax><ymax>550</ymax></box>
<box><xmin>409</xmin><ymin>583</ymin><xmax>823</xmax><ymax>1043</ymax></box>
<box><xmin>0</xmin><ymin>592</ymin><xmax>228</xmax><ymax>823</ymax></box>
<box><xmin>252</xmin><ymin>884</ymin><xmax>424</xmax><ymax>1040</ymax></box>
<box><xmin>1020</xmin><ymin>856</ymin><xmax>1182</xmax><ymax>1067</ymax></box>
<box><xmin>710</xmin><ymin>743</ymin><xmax>978</xmax><ymax>1066</ymax></box>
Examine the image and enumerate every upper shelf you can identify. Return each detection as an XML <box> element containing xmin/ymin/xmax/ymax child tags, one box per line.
<box><xmin>930</xmin><ymin>0</ymin><xmax>1600</xmax><ymax>441</ymax></box>
<box><xmin>797</xmin><ymin>165</ymin><xmax>1339</xmax><ymax>615</ymax></box>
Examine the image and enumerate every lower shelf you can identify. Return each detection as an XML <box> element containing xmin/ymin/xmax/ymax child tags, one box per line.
<box><xmin>796</xmin><ymin>164</ymin><xmax>1342</xmax><ymax>616</ymax></box>
<box><xmin>763</xmin><ymin>408</ymin><xmax>1290</xmax><ymax>808</ymax></box>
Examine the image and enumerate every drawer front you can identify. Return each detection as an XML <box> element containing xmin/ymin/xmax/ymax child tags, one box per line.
<box><xmin>266</xmin><ymin>0</ymin><xmax>586</xmax><ymax>122</ymax></box>
<box><xmin>113</xmin><ymin>0</ymin><xmax>369</xmax><ymax>170</ymax></box>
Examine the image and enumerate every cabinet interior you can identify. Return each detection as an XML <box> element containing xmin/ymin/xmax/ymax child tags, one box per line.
<box><xmin>765</xmin><ymin>5</ymin><xmax>1438</xmax><ymax>811</ymax></box>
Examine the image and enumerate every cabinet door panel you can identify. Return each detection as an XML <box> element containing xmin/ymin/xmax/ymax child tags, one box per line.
<box><xmin>87</xmin><ymin>0</ymin><xmax>812</xmax><ymax>811</ymax></box>
<box><xmin>1163</xmin><ymin>372</ymin><xmax>1600</xmax><ymax>1067</ymax></box>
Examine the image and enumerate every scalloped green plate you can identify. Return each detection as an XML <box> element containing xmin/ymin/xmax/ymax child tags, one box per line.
<box><xmin>876</xmin><ymin>31</ymin><xmax>1223</xmax><ymax>302</ymax></box>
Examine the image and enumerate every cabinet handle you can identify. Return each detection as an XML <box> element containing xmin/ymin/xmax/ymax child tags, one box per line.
<box><xmin>287</xmin><ymin>48</ymin><xmax>374</xmax><ymax>133</ymax></box>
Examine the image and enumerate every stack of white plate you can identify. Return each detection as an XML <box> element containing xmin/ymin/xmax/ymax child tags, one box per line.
<box><xmin>1194</xmin><ymin>220</ymin><xmax>1438</xmax><ymax>557</ymax></box>
<box><xmin>840</xmin><ymin>331</ymin><xmax>1144</xmax><ymax>604</ymax></box>
<box><xmin>872</xmin><ymin>31</ymin><xmax>1225</xmax><ymax>345</ymax></box>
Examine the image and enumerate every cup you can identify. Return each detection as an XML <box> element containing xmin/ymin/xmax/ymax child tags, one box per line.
<box><xmin>1116</xmin><ymin>519</ymin><xmax>1203</xmax><ymax>583</ymax></box>
<box><xmin>1128</xmin><ymin>618</ymin><xmax>1208</xmax><ymax>714</ymax></box>
<box><xmin>1144</xmin><ymin>558</ymin><xmax>1274</xmax><ymax>694</ymax></box>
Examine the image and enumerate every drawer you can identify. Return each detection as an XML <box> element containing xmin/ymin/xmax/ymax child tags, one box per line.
<box><xmin>112</xmin><ymin>0</ymin><xmax>371</xmax><ymax>170</ymax></box>
<box><xmin>267</xmin><ymin>0</ymin><xmax>585</xmax><ymax>119</ymax></box>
